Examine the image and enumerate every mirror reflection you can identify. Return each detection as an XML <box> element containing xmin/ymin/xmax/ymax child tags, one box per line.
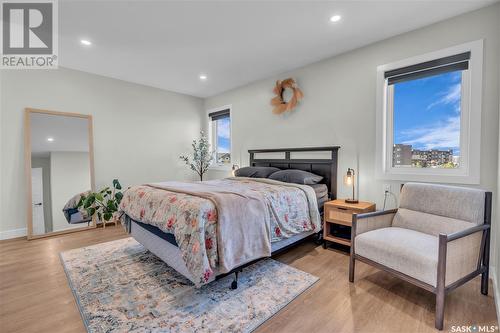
<box><xmin>29</xmin><ymin>111</ymin><xmax>94</xmax><ymax>236</ymax></box>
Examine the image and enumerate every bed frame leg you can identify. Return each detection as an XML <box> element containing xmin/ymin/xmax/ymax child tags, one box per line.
<box><xmin>231</xmin><ymin>271</ymin><xmax>239</xmax><ymax>289</ymax></box>
<box><xmin>315</xmin><ymin>231</ymin><xmax>323</xmax><ymax>245</ymax></box>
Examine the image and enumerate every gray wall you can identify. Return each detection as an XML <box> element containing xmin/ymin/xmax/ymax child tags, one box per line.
<box><xmin>204</xmin><ymin>4</ymin><xmax>500</xmax><ymax>262</ymax></box>
<box><xmin>0</xmin><ymin>67</ymin><xmax>204</xmax><ymax>234</ymax></box>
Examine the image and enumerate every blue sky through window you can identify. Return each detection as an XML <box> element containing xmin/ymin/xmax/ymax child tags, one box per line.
<box><xmin>393</xmin><ymin>71</ymin><xmax>462</xmax><ymax>156</ymax></box>
<box><xmin>216</xmin><ymin>117</ymin><xmax>230</xmax><ymax>153</ymax></box>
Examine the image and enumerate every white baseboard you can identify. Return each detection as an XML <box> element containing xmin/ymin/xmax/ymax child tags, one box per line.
<box><xmin>492</xmin><ymin>267</ymin><xmax>500</xmax><ymax>323</ymax></box>
<box><xmin>0</xmin><ymin>228</ymin><xmax>27</xmax><ymax>240</ymax></box>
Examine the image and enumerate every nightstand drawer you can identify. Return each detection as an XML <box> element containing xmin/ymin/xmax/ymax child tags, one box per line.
<box><xmin>326</xmin><ymin>207</ymin><xmax>353</xmax><ymax>223</ymax></box>
<box><xmin>323</xmin><ymin>199</ymin><xmax>376</xmax><ymax>249</ymax></box>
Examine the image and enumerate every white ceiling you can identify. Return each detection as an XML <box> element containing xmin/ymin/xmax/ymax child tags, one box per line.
<box><xmin>59</xmin><ymin>0</ymin><xmax>497</xmax><ymax>98</ymax></box>
<box><xmin>30</xmin><ymin>113</ymin><xmax>89</xmax><ymax>155</ymax></box>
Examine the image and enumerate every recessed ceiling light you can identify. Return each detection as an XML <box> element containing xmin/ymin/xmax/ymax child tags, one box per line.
<box><xmin>199</xmin><ymin>74</ymin><xmax>208</xmax><ymax>81</ymax></box>
<box><xmin>329</xmin><ymin>15</ymin><xmax>342</xmax><ymax>23</ymax></box>
<box><xmin>47</xmin><ymin>137</ymin><xmax>54</xmax><ymax>142</ymax></box>
<box><xmin>80</xmin><ymin>39</ymin><xmax>92</xmax><ymax>46</ymax></box>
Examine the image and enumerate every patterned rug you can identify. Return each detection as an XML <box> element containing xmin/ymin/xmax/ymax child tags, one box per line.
<box><xmin>60</xmin><ymin>237</ymin><xmax>318</xmax><ymax>333</ymax></box>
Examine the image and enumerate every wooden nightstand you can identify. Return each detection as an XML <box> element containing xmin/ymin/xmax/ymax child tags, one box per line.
<box><xmin>323</xmin><ymin>199</ymin><xmax>376</xmax><ymax>248</ymax></box>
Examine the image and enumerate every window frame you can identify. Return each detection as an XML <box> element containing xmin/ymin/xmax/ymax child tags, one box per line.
<box><xmin>375</xmin><ymin>40</ymin><xmax>483</xmax><ymax>184</ymax></box>
<box><xmin>207</xmin><ymin>105</ymin><xmax>232</xmax><ymax>170</ymax></box>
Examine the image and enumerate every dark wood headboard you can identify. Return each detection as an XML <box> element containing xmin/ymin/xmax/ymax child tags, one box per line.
<box><xmin>248</xmin><ymin>146</ymin><xmax>340</xmax><ymax>199</ymax></box>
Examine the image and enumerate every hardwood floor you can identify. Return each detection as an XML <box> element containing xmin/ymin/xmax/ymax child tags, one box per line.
<box><xmin>0</xmin><ymin>226</ymin><xmax>497</xmax><ymax>333</ymax></box>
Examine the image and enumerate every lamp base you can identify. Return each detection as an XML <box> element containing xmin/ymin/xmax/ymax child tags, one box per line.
<box><xmin>345</xmin><ymin>198</ymin><xmax>359</xmax><ymax>204</ymax></box>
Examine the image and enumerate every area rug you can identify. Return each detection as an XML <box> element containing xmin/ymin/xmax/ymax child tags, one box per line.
<box><xmin>60</xmin><ymin>237</ymin><xmax>318</xmax><ymax>333</ymax></box>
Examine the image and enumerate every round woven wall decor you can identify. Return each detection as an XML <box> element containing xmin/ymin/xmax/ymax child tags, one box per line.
<box><xmin>270</xmin><ymin>78</ymin><xmax>303</xmax><ymax>114</ymax></box>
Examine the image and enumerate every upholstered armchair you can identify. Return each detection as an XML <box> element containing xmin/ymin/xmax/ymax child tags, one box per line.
<box><xmin>349</xmin><ymin>183</ymin><xmax>492</xmax><ymax>330</ymax></box>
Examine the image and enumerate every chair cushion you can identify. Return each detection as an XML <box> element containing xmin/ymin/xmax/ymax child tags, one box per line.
<box><xmin>400</xmin><ymin>183</ymin><xmax>485</xmax><ymax>224</ymax></box>
<box><xmin>392</xmin><ymin>208</ymin><xmax>476</xmax><ymax>237</ymax></box>
<box><xmin>355</xmin><ymin>227</ymin><xmax>439</xmax><ymax>286</ymax></box>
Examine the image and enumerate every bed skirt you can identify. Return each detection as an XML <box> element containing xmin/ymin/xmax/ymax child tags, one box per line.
<box><xmin>126</xmin><ymin>216</ymin><xmax>317</xmax><ymax>285</ymax></box>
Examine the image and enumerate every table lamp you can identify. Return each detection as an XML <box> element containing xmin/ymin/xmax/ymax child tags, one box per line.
<box><xmin>344</xmin><ymin>168</ymin><xmax>358</xmax><ymax>204</ymax></box>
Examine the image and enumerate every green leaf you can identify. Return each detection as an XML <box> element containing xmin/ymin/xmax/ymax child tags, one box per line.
<box><xmin>95</xmin><ymin>193</ymin><xmax>104</xmax><ymax>202</ymax></box>
<box><xmin>87</xmin><ymin>207</ymin><xmax>96</xmax><ymax>216</ymax></box>
<box><xmin>103</xmin><ymin>212</ymin><xmax>113</xmax><ymax>221</ymax></box>
<box><xmin>77</xmin><ymin>196</ymin><xmax>84</xmax><ymax>208</ymax></box>
<box><xmin>113</xmin><ymin>179</ymin><xmax>122</xmax><ymax>190</ymax></box>
<box><xmin>107</xmin><ymin>200</ymin><xmax>117</xmax><ymax>211</ymax></box>
<box><xmin>83</xmin><ymin>195</ymin><xmax>95</xmax><ymax>208</ymax></box>
<box><xmin>115</xmin><ymin>192</ymin><xmax>123</xmax><ymax>204</ymax></box>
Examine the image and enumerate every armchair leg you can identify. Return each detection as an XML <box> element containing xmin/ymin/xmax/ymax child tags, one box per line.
<box><xmin>435</xmin><ymin>288</ymin><xmax>445</xmax><ymax>330</ymax></box>
<box><xmin>481</xmin><ymin>222</ymin><xmax>491</xmax><ymax>295</ymax></box>
<box><xmin>482</xmin><ymin>192</ymin><xmax>492</xmax><ymax>296</ymax></box>
<box><xmin>435</xmin><ymin>234</ymin><xmax>447</xmax><ymax>330</ymax></box>
<box><xmin>481</xmin><ymin>267</ymin><xmax>489</xmax><ymax>295</ymax></box>
<box><xmin>349</xmin><ymin>215</ymin><xmax>357</xmax><ymax>283</ymax></box>
<box><xmin>349</xmin><ymin>255</ymin><xmax>355</xmax><ymax>283</ymax></box>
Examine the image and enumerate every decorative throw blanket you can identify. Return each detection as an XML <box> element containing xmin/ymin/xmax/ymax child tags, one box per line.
<box><xmin>147</xmin><ymin>181</ymin><xmax>272</xmax><ymax>275</ymax></box>
<box><xmin>119</xmin><ymin>178</ymin><xmax>321</xmax><ymax>287</ymax></box>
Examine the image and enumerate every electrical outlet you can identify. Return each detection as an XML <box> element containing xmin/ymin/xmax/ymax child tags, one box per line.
<box><xmin>383</xmin><ymin>184</ymin><xmax>391</xmax><ymax>193</ymax></box>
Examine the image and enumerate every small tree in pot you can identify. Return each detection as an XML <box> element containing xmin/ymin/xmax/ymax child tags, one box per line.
<box><xmin>179</xmin><ymin>131</ymin><xmax>215</xmax><ymax>181</ymax></box>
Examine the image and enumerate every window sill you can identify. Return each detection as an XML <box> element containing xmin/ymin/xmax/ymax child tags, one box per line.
<box><xmin>208</xmin><ymin>165</ymin><xmax>232</xmax><ymax>172</ymax></box>
<box><xmin>377</xmin><ymin>169</ymin><xmax>479</xmax><ymax>185</ymax></box>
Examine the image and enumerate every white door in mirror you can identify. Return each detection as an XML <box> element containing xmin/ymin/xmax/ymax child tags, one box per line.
<box><xmin>31</xmin><ymin>168</ymin><xmax>45</xmax><ymax>234</ymax></box>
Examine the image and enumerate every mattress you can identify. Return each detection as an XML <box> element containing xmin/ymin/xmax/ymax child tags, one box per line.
<box><xmin>64</xmin><ymin>208</ymin><xmax>92</xmax><ymax>224</ymax></box>
<box><xmin>133</xmin><ymin>220</ymin><xmax>178</xmax><ymax>246</ymax></box>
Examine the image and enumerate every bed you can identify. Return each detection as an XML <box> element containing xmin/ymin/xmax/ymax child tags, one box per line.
<box><xmin>120</xmin><ymin>147</ymin><xmax>339</xmax><ymax>288</ymax></box>
<box><xmin>62</xmin><ymin>190</ymin><xmax>92</xmax><ymax>224</ymax></box>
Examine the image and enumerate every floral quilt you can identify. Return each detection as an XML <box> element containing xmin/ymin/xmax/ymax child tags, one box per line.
<box><xmin>119</xmin><ymin>178</ymin><xmax>320</xmax><ymax>287</ymax></box>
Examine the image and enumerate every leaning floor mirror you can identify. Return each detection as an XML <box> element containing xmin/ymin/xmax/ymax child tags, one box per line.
<box><xmin>25</xmin><ymin>108</ymin><xmax>96</xmax><ymax>239</ymax></box>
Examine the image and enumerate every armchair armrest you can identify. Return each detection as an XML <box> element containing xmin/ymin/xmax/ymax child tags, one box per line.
<box><xmin>353</xmin><ymin>209</ymin><xmax>397</xmax><ymax>237</ymax></box>
<box><xmin>438</xmin><ymin>224</ymin><xmax>489</xmax><ymax>288</ymax></box>
<box><xmin>446</xmin><ymin>224</ymin><xmax>490</xmax><ymax>242</ymax></box>
<box><xmin>357</xmin><ymin>209</ymin><xmax>398</xmax><ymax>220</ymax></box>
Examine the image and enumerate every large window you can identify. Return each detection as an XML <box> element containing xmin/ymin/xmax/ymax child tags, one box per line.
<box><xmin>376</xmin><ymin>41</ymin><xmax>483</xmax><ymax>184</ymax></box>
<box><xmin>208</xmin><ymin>107</ymin><xmax>231</xmax><ymax>166</ymax></box>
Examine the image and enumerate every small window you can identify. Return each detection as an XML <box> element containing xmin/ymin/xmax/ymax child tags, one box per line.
<box><xmin>208</xmin><ymin>107</ymin><xmax>231</xmax><ymax>166</ymax></box>
<box><xmin>376</xmin><ymin>41</ymin><xmax>483</xmax><ymax>184</ymax></box>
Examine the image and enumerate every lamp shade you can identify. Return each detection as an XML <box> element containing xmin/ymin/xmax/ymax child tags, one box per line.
<box><xmin>344</xmin><ymin>168</ymin><xmax>358</xmax><ymax>204</ymax></box>
<box><xmin>344</xmin><ymin>169</ymin><xmax>353</xmax><ymax>186</ymax></box>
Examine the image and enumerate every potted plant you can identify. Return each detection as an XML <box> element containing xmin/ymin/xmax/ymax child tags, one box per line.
<box><xmin>179</xmin><ymin>131</ymin><xmax>215</xmax><ymax>181</ymax></box>
<box><xmin>78</xmin><ymin>179</ymin><xmax>124</xmax><ymax>226</ymax></box>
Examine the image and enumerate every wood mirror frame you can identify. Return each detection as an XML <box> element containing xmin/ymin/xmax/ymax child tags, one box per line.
<box><xmin>24</xmin><ymin>108</ymin><xmax>97</xmax><ymax>240</ymax></box>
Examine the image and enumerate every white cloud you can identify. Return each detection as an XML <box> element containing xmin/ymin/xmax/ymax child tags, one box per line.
<box><xmin>427</xmin><ymin>83</ymin><xmax>461</xmax><ymax>112</ymax></box>
<box><xmin>401</xmin><ymin>116</ymin><xmax>460</xmax><ymax>150</ymax></box>
<box><xmin>217</xmin><ymin>119</ymin><xmax>230</xmax><ymax>139</ymax></box>
<box><xmin>218</xmin><ymin>146</ymin><xmax>230</xmax><ymax>153</ymax></box>
<box><xmin>450</xmin><ymin>72</ymin><xmax>462</xmax><ymax>83</ymax></box>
